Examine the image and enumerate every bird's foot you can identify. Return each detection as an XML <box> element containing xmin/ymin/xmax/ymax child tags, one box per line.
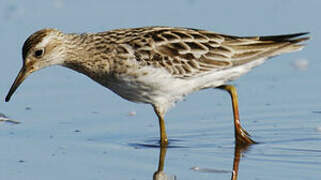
<box><xmin>235</xmin><ymin>127</ymin><xmax>257</xmax><ymax>145</ymax></box>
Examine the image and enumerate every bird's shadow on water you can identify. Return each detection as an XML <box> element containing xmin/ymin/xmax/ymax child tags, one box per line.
<box><xmin>128</xmin><ymin>138</ymin><xmax>253</xmax><ymax>180</ymax></box>
<box><xmin>129</xmin><ymin>138</ymin><xmax>188</xmax><ymax>149</ymax></box>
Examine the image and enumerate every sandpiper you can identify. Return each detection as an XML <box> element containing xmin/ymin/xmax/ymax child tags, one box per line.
<box><xmin>5</xmin><ymin>26</ymin><xmax>309</xmax><ymax>146</ymax></box>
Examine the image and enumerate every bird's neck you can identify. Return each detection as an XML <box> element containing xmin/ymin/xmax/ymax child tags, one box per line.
<box><xmin>62</xmin><ymin>33</ymin><xmax>112</xmax><ymax>80</ymax></box>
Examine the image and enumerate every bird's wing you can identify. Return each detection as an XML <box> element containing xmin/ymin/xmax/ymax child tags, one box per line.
<box><xmin>115</xmin><ymin>27</ymin><xmax>309</xmax><ymax>78</ymax></box>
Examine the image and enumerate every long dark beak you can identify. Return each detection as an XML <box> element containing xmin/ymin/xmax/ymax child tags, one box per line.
<box><xmin>5</xmin><ymin>66</ymin><xmax>31</xmax><ymax>102</ymax></box>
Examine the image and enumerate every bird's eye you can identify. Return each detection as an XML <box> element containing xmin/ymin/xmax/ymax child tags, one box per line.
<box><xmin>34</xmin><ymin>48</ymin><xmax>44</xmax><ymax>58</ymax></box>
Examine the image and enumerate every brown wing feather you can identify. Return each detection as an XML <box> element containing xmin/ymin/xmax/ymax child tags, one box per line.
<box><xmin>113</xmin><ymin>27</ymin><xmax>309</xmax><ymax>78</ymax></box>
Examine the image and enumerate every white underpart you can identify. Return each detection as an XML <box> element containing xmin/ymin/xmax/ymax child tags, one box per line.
<box><xmin>107</xmin><ymin>57</ymin><xmax>267</xmax><ymax>114</ymax></box>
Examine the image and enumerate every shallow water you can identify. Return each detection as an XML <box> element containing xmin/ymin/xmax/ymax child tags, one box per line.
<box><xmin>0</xmin><ymin>1</ymin><xmax>321</xmax><ymax>180</ymax></box>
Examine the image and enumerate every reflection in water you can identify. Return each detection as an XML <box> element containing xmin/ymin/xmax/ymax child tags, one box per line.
<box><xmin>153</xmin><ymin>146</ymin><xmax>176</xmax><ymax>180</ymax></box>
<box><xmin>152</xmin><ymin>142</ymin><xmax>251</xmax><ymax>180</ymax></box>
<box><xmin>231</xmin><ymin>143</ymin><xmax>251</xmax><ymax>180</ymax></box>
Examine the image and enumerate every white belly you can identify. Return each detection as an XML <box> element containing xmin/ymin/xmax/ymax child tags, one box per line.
<box><xmin>102</xmin><ymin>58</ymin><xmax>266</xmax><ymax>113</ymax></box>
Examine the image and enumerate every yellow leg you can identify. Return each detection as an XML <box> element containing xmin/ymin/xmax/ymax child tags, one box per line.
<box><xmin>218</xmin><ymin>85</ymin><xmax>256</xmax><ymax>145</ymax></box>
<box><xmin>153</xmin><ymin>105</ymin><xmax>168</xmax><ymax>147</ymax></box>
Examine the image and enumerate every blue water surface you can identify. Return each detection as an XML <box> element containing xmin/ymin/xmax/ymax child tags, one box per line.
<box><xmin>0</xmin><ymin>1</ymin><xmax>320</xmax><ymax>179</ymax></box>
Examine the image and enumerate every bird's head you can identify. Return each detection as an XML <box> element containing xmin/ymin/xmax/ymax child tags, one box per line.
<box><xmin>5</xmin><ymin>28</ymin><xmax>66</xmax><ymax>102</ymax></box>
